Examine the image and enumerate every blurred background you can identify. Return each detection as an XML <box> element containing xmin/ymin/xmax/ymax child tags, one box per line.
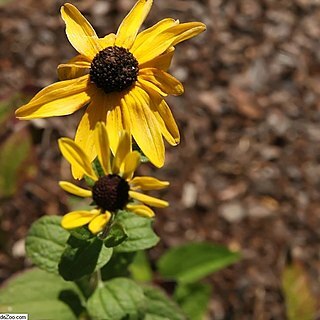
<box><xmin>1</xmin><ymin>0</ymin><xmax>320</xmax><ymax>319</ymax></box>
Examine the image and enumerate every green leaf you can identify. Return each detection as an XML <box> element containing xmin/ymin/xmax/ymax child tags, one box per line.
<box><xmin>129</xmin><ymin>251</ymin><xmax>153</xmax><ymax>282</ymax></box>
<box><xmin>101</xmin><ymin>252</ymin><xmax>136</xmax><ymax>281</ymax></box>
<box><xmin>0</xmin><ymin>129</ymin><xmax>33</xmax><ymax>198</ymax></box>
<box><xmin>282</xmin><ymin>262</ymin><xmax>317</xmax><ymax>320</ymax></box>
<box><xmin>0</xmin><ymin>268</ymin><xmax>83</xmax><ymax>319</ymax></box>
<box><xmin>26</xmin><ymin>216</ymin><xmax>69</xmax><ymax>274</ymax></box>
<box><xmin>157</xmin><ymin>242</ymin><xmax>241</xmax><ymax>283</ymax></box>
<box><xmin>143</xmin><ymin>285</ymin><xmax>186</xmax><ymax>320</ymax></box>
<box><xmin>70</xmin><ymin>226</ymin><xmax>94</xmax><ymax>241</ymax></box>
<box><xmin>114</xmin><ymin>210</ymin><xmax>159</xmax><ymax>252</ymax></box>
<box><xmin>104</xmin><ymin>222</ymin><xmax>128</xmax><ymax>248</ymax></box>
<box><xmin>59</xmin><ymin>236</ymin><xmax>113</xmax><ymax>281</ymax></box>
<box><xmin>87</xmin><ymin>278</ymin><xmax>145</xmax><ymax>320</ymax></box>
<box><xmin>174</xmin><ymin>282</ymin><xmax>212</xmax><ymax>320</ymax></box>
<box><xmin>92</xmin><ymin>158</ymin><xmax>105</xmax><ymax>177</ymax></box>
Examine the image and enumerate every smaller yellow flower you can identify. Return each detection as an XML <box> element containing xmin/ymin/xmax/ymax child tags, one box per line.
<box><xmin>58</xmin><ymin>122</ymin><xmax>169</xmax><ymax>234</ymax></box>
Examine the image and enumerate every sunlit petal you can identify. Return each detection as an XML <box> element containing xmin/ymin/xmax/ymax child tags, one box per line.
<box><xmin>73</xmin><ymin>91</ymin><xmax>110</xmax><ymax>179</ymax></box>
<box><xmin>88</xmin><ymin>211</ymin><xmax>111</xmax><ymax>234</ymax></box>
<box><xmin>113</xmin><ymin>131</ymin><xmax>131</xmax><ymax>175</ymax></box>
<box><xmin>125</xmin><ymin>86</ymin><xmax>164</xmax><ymax>168</ymax></box>
<box><xmin>134</xmin><ymin>22</ymin><xmax>206</xmax><ymax>65</ymax></box>
<box><xmin>94</xmin><ymin>122</ymin><xmax>111</xmax><ymax>175</ymax></box>
<box><xmin>97</xmin><ymin>33</ymin><xmax>116</xmax><ymax>48</ymax></box>
<box><xmin>61</xmin><ymin>209</ymin><xmax>100</xmax><ymax>229</ymax></box>
<box><xmin>129</xmin><ymin>191</ymin><xmax>169</xmax><ymax>208</ymax></box>
<box><xmin>57</xmin><ymin>55</ymin><xmax>90</xmax><ymax>80</ymax></box>
<box><xmin>139</xmin><ymin>47</ymin><xmax>175</xmax><ymax>71</ymax></box>
<box><xmin>116</xmin><ymin>0</ymin><xmax>153</xmax><ymax>49</ymax></box>
<box><xmin>15</xmin><ymin>75</ymin><xmax>93</xmax><ymax>119</ymax></box>
<box><xmin>59</xmin><ymin>137</ymin><xmax>97</xmax><ymax>181</ymax></box>
<box><xmin>126</xmin><ymin>203</ymin><xmax>155</xmax><ymax>218</ymax></box>
<box><xmin>139</xmin><ymin>68</ymin><xmax>184</xmax><ymax>96</ymax></box>
<box><xmin>105</xmin><ymin>93</ymin><xmax>127</xmax><ymax>155</ymax></box>
<box><xmin>122</xmin><ymin>151</ymin><xmax>140</xmax><ymax>180</ymax></box>
<box><xmin>130</xmin><ymin>18</ymin><xmax>177</xmax><ymax>52</ymax></box>
<box><xmin>59</xmin><ymin>181</ymin><xmax>92</xmax><ymax>197</ymax></box>
<box><xmin>61</xmin><ymin>3</ymin><xmax>102</xmax><ymax>59</ymax></box>
<box><xmin>130</xmin><ymin>176</ymin><xmax>169</xmax><ymax>190</ymax></box>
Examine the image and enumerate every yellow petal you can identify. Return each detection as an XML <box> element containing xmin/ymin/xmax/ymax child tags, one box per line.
<box><xmin>61</xmin><ymin>3</ymin><xmax>102</xmax><ymax>59</ymax></box>
<box><xmin>171</xmin><ymin>22</ymin><xmax>206</xmax><ymax>46</ymax></box>
<box><xmin>94</xmin><ymin>122</ymin><xmax>111</xmax><ymax>175</ymax></box>
<box><xmin>73</xmin><ymin>91</ymin><xmax>110</xmax><ymax>179</ymax></box>
<box><xmin>105</xmin><ymin>93</ymin><xmax>127</xmax><ymax>155</ymax></box>
<box><xmin>116</xmin><ymin>0</ymin><xmax>153</xmax><ymax>49</ymax></box>
<box><xmin>134</xmin><ymin>22</ymin><xmax>206</xmax><ymax>65</ymax></box>
<box><xmin>129</xmin><ymin>191</ymin><xmax>168</xmax><ymax>208</ymax></box>
<box><xmin>139</xmin><ymin>47</ymin><xmax>175</xmax><ymax>71</ymax></box>
<box><xmin>61</xmin><ymin>209</ymin><xmax>100</xmax><ymax>229</ymax></box>
<box><xmin>139</xmin><ymin>68</ymin><xmax>184</xmax><ymax>96</ymax></box>
<box><xmin>59</xmin><ymin>181</ymin><xmax>92</xmax><ymax>197</ymax></box>
<box><xmin>15</xmin><ymin>75</ymin><xmax>93</xmax><ymax>119</ymax></box>
<box><xmin>122</xmin><ymin>151</ymin><xmax>140</xmax><ymax>180</ymax></box>
<box><xmin>130</xmin><ymin>18</ymin><xmax>177</xmax><ymax>52</ymax></box>
<box><xmin>97</xmin><ymin>33</ymin><xmax>116</xmax><ymax>48</ymax></box>
<box><xmin>130</xmin><ymin>176</ymin><xmax>169</xmax><ymax>190</ymax></box>
<box><xmin>58</xmin><ymin>137</ymin><xmax>97</xmax><ymax>181</ymax></box>
<box><xmin>57</xmin><ymin>55</ymin><xmax>91</xmax><ymax>80</ymax></box>
<box><xmin>88</xmin><ymin>212</ymin><xmax>111</xmax><ymax>234</ymax></box>
<box><xmin>126</xmin><ymin>203</ymin><xmax>155</xmax><ymax>218</ymax></box>
<box><xmin>125</xmin><ymin>86</ymin><xmax>164</xmax><ymax>168</ymax></box>
<box><xmin>113</xmin><ymin>131</ymin><xmax>131</xmax><ymax>175</ymax></box>
<box><xmin>137</xmin><ymin>78</ymin><xmax>167</xmax><ymax>97</ymax></box>
<box><xmin>140</xmin><ymin>87</ymin><xmax>180</xmax><ymax>145</ymax></box>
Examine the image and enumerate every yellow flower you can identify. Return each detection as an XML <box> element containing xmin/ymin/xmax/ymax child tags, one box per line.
<box><xmin>59</xmin><ymin>122</ymin><xmax>169</xmax><ymax>234</ymax></box>
<box><xmin>15</xmin><ymin>0</ymin><xmax>206</xmax><ymax>174</ymax></box>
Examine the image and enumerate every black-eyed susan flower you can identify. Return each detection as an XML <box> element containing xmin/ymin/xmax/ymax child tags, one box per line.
<box><xmin>15</xmin><ymin>0</ymin><xmax>206</xmax><ymax>175</ymax></box>
<box><xmin>59</xmin><ymin>122</ymin><xmax>169</xmax><ymax>234</ymax></box>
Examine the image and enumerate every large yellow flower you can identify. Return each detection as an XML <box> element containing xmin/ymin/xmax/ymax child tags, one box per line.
<box><xmin>59</xmin><ymin>122</ymin><xmax>169</xmax><ymax>234</ymax></box>
<box><xmin>15</xmin><ymin>0</ymin><xmax>205</xmax><ymax>175</ymax></box>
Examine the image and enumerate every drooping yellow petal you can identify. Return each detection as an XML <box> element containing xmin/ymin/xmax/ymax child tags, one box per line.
<box><xmin>88</xmin><ymin>211</ymin><xmax>111</xmax><ymax>234</ymax></box>
<box><xmin>130</xmin><ymin>18</ymin><xmax>177</xmax><ymax>52</ymax></box>
<box><xmin>105</xmin><ymin>94</ymin><xmax>126</xmax><ymax>155</ymax></box>
<box><xmin>112</xmin><ymin>131</ymin><xmax>131</xmax><ymax>175</ymax></box>
<box><xmin>139</xmin><ymin>47</ymin><xmax>175</xmax><ymax>71</ymax></box>
<box><xmin>125</xmin><ymin>86</ymin><xmax>164</xmax><ymax>168</ymax></box>
<box><xmin>94</xmin><ymin>122</ymin><xmax>111</xmax><ymax>175</ymax></box>
<box><xmin>126</xmin><ymin>203</ymin><xmax>155</xmax><ymax>218</ymax></box>
<box><xmin>61</xmin><ymin>209</ymin><xmax>100</xmax><ymax>229</ymax></box>
<box><xmin>122</xmin><ymin>151</ymin><xmax>140</xmax><ymax>180</ymax></box>
<box><xmin>61</xmin><ymin>3</ymin><xmax>102</xmax><ymax>59</ymax></box>
<box><xmin>116</xmin><ymin>0</ymin><xmax>153</xmax><ymax>49</ymax></box>
<box><xmin>73</xmin><ymin>91</ymin><xmax>110</xmax><ymax>179</ymax></box>
<box><xmin>130</xmin><ymin>176</ymin><xmax>169</xmax><ymax>190</ymax></box>
<box><xmin>15</xmin><ymin>75</ymin><xmax>93</xmax><ymax>119</ymax></box>
<box><xmin>129</xmin><ymin>191</ymin><xmax>169</xmax><ymax>208</ymax></box>
<box><xmin>138</xmin><ymin>68</ymin><xmax>184</xmax><ymax>96</ymax></box>
<box><xmin>59</xmin><ymin>137</ymin><xmax>97</xmax><ymax>181</ymax></box>
<box><xmin>140</xmin><ymin>87</ymin><xmax>179</xmax><ymax>145</ymax></box>
<box><xmin>134</xmin><ymin>22</ymin><xmax>206</xmax><ymax>65</ymax></box>
<box><xmin>97</xmin><ymin>33</ymin><xmax>116</xmax><ymax>48</ymax></box>
<box><xmin>59</xmin><ymin>181</ymin><xmax>92</xmax><ymax>197</ymax></box>
<box><xmin>57</xmin><ymin>55</ymin><xmax>91</xmax><ymax>80</ymax></box>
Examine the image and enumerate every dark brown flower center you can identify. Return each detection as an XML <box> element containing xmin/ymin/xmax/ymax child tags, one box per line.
<box><xmin>92</xmin><ymin>174</ymin><xmax>130</xmax><ymax>212</ymax></box>
<box><xmin>90</xmin><ymin>46</ymin><xmax>139</xmax><ymax>93</ymax></box>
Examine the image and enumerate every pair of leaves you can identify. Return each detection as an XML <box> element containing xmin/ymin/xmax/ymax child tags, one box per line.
<box><xmin>26</xmin><ymin>212</ymin><xmax>159</xmax><ymax>281</ymax></box>
<box><xmin>0</xmin><ymin>269</ymin><xmax>186</xmax><ymax>320</ymax></box>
